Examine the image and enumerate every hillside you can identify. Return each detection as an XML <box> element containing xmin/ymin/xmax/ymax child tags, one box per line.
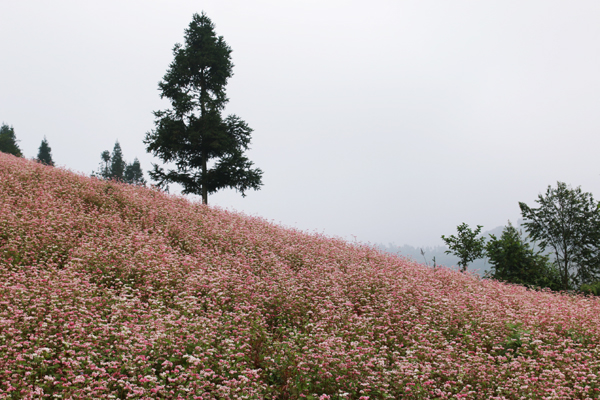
<box><xmin>1</xmin><ymin>153</ymin><xmax>599</xmax><ymax>399</ymax></box>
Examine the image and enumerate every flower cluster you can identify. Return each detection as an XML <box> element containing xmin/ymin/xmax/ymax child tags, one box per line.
<box><xmin>1</xmin><ymin>152</ymin><xmax>599</xmax><ymax>399</ymax></box>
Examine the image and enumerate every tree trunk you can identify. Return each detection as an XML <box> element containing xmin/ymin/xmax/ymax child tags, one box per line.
<box><xmin>202</xmin><ymin>155</ymin><xmax>208</xmax><ymax>205</ymax></box>
<box><xmin>563</xmin><ymin>259</ymin><xmax>569</xmax><ymax>291</ymax></box>
<box><xmin>200</xmin><ymin>82</ymin><xmax>208</xmax><ymax>205</ymax></box>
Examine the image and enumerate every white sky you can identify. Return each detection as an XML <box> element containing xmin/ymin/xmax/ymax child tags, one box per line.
<box><xmin>2</xmin><ymin>0</ymin><xmax>600</xmax><ymax>247</ymax></box>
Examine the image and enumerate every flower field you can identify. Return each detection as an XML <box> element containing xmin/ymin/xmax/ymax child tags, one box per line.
<box><xmin>1</xmin><ymin>153</ymin><xmax>599</xmax><ymax>399</ymax></box>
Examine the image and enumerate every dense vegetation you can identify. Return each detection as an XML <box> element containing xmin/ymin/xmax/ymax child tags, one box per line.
<box><xmin>94</xmin><ymin>141</ymin><xmax>145</xmax><ymax>186</ymax></box>
<box><xmin>0</xmin><ymin>123</ymin><xmax>22</xmax><ymax>158</ymax></box>
<box><xmin>443</xmin><ymin>183</ymin><xmax>600</xmax><ymax>293</ymax></box>
<box><xmin>1</xmin><ymin>153</ymin><xmax>600</xmax><ymax>399</ymax></box>
<box><xmin>145</xmin><ymin>12</ymin><xmax>263</xmax><ymax>204</ymax></box>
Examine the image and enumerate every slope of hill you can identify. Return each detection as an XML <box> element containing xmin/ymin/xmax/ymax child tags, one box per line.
<box><xmin>1</xmin><ymin>153</ymin><xmax>599</xmax><ymax>399</ymax></box>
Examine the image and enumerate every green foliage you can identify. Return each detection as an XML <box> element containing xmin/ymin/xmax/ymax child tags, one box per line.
<box><xmin>519</xmin><ymin>182</ymin><xmax>600</xmax><ymax>290</ymax></box>
<box><xmin>500</xmin><ymin>322</ymin><xmax>529</xmax><ymax>356</ymax></box>
<box><xmin>94</xmin><ymin>141</ymin><xmax>145</xmax><ymax>185</ymax></box>
<box><xmin>485</xmin><ymin>222</ymin><xmax>562</xmax><ymax>290</ymax></box>
<box><xmin>580</xmin><ymin>281</ymin><xmax>600</xmax><ymax>296</ymax></box>
<box><xmin>109</xmin><ymin>141</ymin><xmax>126</xmax><ymax>180</ymax></box>
<box><xmin>441</xmin><ymin>223</ymin><xmax>485</xmax><ymax>272</ymax></box>
<box><xmin>36</xmin><ymin>137</ymin><xmax>54</xmax><ymax>166</ymax></box>
<box><xmin>144</xmin><ymin>12</ymin><xmax>263</xmax><ymax>204</ymax></box>
<box><xmin>100</xmin><ymin>150</ymin><xmax>111</xmax><ymax>177</ymax></box>
<box><xmin>124</xmin><ymin>158</ymin><xmax>146</xmax><ymax>185</ymax></box>
<box><xmin>0</xmin><ymin>123</ymin><xmax>22</xmax><ymax>157</ymax></box>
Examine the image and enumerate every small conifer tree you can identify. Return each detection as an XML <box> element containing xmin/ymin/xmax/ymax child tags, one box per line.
<box><xmin>0</xmin><ymin>123</ymin><xmax>22</xmax><ymax>157</ymax></box>
<box><xmin>94</xmin><ymin>141</ymin><xmax>145</xmax><ymax>185</ymax></box>
<box><xmin>124</xmin><ymin>158</ymin><xmax>146</xmax><ymax>185</ymax></box>
<box><xmin>36</xmin><ymin>137</ymin><xmax>54</xmax><ymax>166</ymax></box>
<box><xmin>109</xmin><ymin>141</ymin><xmax>126</xmax><ymax>181</ymax></box>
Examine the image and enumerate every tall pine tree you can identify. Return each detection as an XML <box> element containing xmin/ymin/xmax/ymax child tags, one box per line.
<box><xmin>0</xmin><ymin>123</ymin><xmax>22</xmax><ymax>157</ymax></box>
<box><xmin>144</xmin><ymin>12</ymin><xmax>263</xmax><ymax>204</ymax></box>
<box><xmin>36</xmin><ymin>137</ymin><xmax>54</xmax><ymax>166</ymax></box>
<box><xmin>109</xmin><ymin>141</ymin><xmax>126</xmax><ymax>181</ymax></box>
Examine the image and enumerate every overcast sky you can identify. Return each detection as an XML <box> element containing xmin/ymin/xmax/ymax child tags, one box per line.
<box><xmin>2</xmin><ymin>0</ymin><xmax>600</xmax><ymax>247</ymax></box>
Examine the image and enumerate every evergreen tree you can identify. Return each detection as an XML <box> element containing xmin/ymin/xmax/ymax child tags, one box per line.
<box><xmin>36</xmin><ymin>137</ymin><xmax>54</xmax><ymax>166</ymax></box>
<box><xmin>94</xmin><ymin>142</ymin><xmax>145</xmax><ymax>185</ymax></box>
<box><xmin>485</xmin><ymin>222</ymin><xmax>561</xmax><ymax>290</ymax></box>
<box><xmin>0</xmin><ymin>123</ymin><xmax>22</xmax><ymax>157</ymax></box>
<box><xmin>124</xmin><ymin>158</ymin><xmax>146</xmax><ymax>185</ymax></box>
<box><xmin>144</xmin><ymin>12</ymin><xmax>263</xmax><ymax>204</ymax></box>
<box><xmin>109</xmin><ymin>141</ymin><xmax>126</xmax><ymax>181</ymax></box>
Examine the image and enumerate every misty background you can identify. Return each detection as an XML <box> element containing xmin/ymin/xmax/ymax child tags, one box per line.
<box><xmin>2</xmin><ymin>0</ymin><xmax>599</xmax><ymax>255</ymax></box>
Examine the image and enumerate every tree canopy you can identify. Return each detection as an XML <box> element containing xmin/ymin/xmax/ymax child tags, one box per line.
<box><xmin>144</xmin><ymin>12</ymin><xmax>263</xmax><ymax>204</ymax></box>
<box><xmin>441</xmin><ymin>223</ymin><xmax>486</xmax><ymax>272</ymax></box>
<box><xmin>485</xmin><ymin>222</ymin><xmax>561</xmax><ymax>290</ymax></box>
<box><xmin>0</xmin><ymin>123</ymin><xmax>22</xmax><ymax>157</ymax></box>
<box><xmin>519</xmin><ymin>182</ymin><xmax>600</xmax><ymax>290</ymax></box>
<box><xmin>36</xmin><ymin>137</ymin><xmax>54</xmax><ymax>166</ymax></box>
<box><xmin>95</xmin><ymin>141</ymin><xmax>145</xmax><ymax>185</ymax></box>
<box><xmin>124</xmin><ymin>158</ymin><xmax>146</xmax><ymax>186</ymax></box>
<box><xmin>109</xmin><ymin>142</ymin><xmax>126</xmax><ymax>181</ymax></box>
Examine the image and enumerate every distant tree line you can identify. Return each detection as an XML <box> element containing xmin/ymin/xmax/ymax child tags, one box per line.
<box><xmin>0</xmin><ymin>122</ymin><xmax>147</xmax><ymax>186</ymax></box>
<box><xmin>1</xmin><ymin>123</ymin><xmax>55</xmax><ymax>166</ymax></box>
<box><xmin>443</xmin><ymin>182</ymin><xmax>600</xmax><ymax>295</ymax></box>
<box><xmin>94</xmin><ymin>141</ymin><xmax>145</xmax><ymax>185</ymax></box>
